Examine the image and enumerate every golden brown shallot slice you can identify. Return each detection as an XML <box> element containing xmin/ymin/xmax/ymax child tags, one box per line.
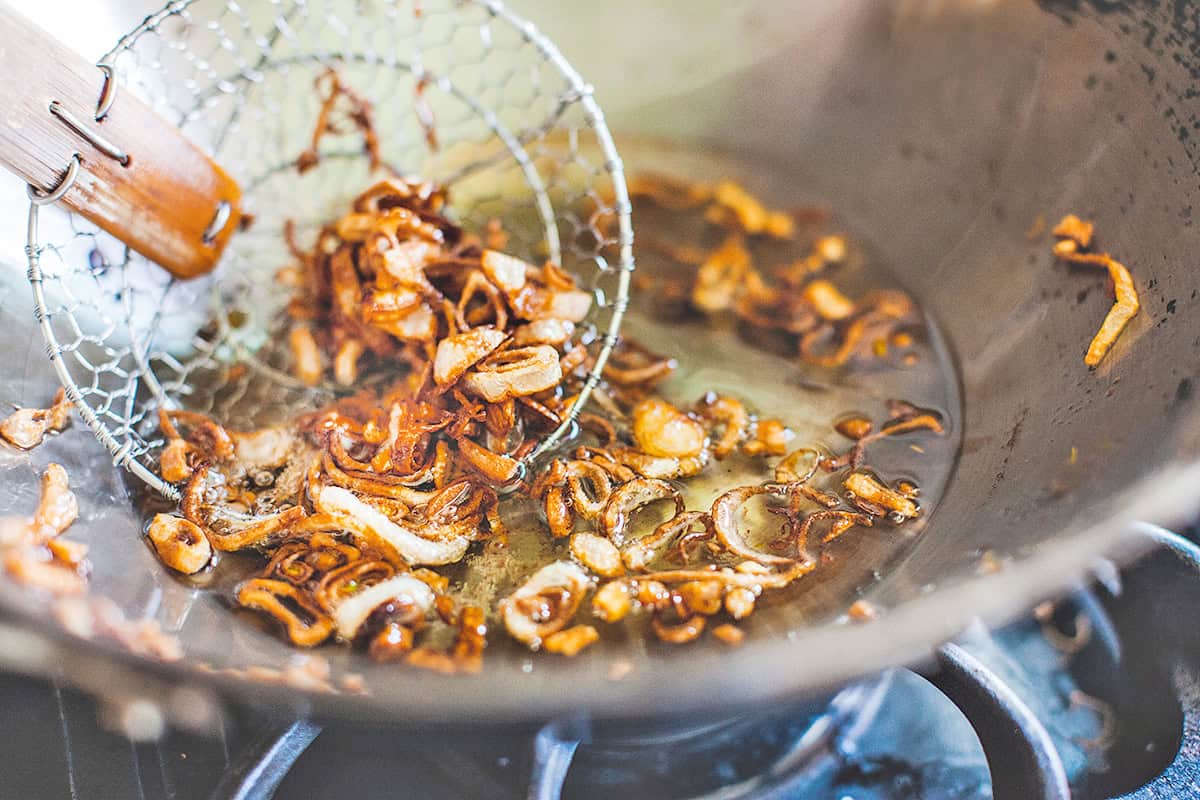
<box><xmin>236</xmin><ymin>578</ymin><xmax>334</xmax><ymax>647</ymax></box>
<box><xmin>147</xmin><ymin>514</ymin><xmax>212</xmax><ymax>575</ymax></box>
<box><xmin>543</xmin><ymin>624</ymin><xmax>600</xmax><ymax>656</ymax></box>
<box><xmin>710</xmin><ymin>485</ymin><xmax>795</xmax><ymax>565</ymax></box>
<box><xmin>0</xmin><ymin>388</ymin><xmax>72</xmax><ymax>450</ymax></box>
<box><xmin>843</xmin><ymin>472</ymin><xmax>919</xmax><ymax>520</ymax></box>
<box><xmin>621</xmin><ymin>511</ymin><xmax>712</xmax><ymax>572</ymax></box>
<box><xmin>501</xmin><ymin>561</ymin><xmax>591</xmax><ymax>648</ymax></box>
<box><xmin>600</xmin><ymin>478</ymin><xmax>684</xmax><ymax>546</ymax></box>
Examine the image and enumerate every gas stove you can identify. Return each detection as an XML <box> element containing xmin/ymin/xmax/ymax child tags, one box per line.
<box><xmin>1</xmin><ymin>524</ymin><xmax>1196</xmax><ymax>800</ymax></box>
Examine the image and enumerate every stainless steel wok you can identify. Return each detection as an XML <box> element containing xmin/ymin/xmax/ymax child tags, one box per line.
<box><xmin>0</xmin><ymin>0</ymin><xmax>1198</xmax><ymax>737</ymax></box>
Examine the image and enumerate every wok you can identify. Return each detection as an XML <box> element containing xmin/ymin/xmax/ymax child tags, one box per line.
<box><xmin>0</xmin><ymin>0</ymin><xmax>1198</xmax><ymax>735</ymax></box>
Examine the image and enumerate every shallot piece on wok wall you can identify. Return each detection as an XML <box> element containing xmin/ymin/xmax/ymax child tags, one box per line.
<box><xmin>1051</xmin><ymin>214</ymin><xmax>1140</xmax><ymax>368</ymax></box>
<box><xmin>140</xmin><ymin>174</ymin><xmax>949</xmax><ymax>669</ymax></box>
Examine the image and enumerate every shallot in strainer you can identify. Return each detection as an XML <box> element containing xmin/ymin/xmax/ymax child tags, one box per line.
<box><xmin>13</xmin><ymin>0</ymin><xmax>633</xmax><ymax>500</ymax></box>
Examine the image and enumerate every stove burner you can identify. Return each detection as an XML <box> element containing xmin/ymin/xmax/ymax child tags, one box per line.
<box><xmin>3</xmin><ymin>524</ymin><xmax>1198</xmax><ymax>799</ymax></box>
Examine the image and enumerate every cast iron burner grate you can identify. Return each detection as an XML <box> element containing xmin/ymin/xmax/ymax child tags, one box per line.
<box><xmin>1</xmin><ymin>525</ymin><xmax>1197</xmax><ymax>800</ymax></box>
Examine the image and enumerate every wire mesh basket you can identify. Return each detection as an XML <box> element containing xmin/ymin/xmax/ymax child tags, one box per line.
<box><xmin>24</xmin><ymin>0</ymin><xmax>634</xmax><ymax>501</ymax></box>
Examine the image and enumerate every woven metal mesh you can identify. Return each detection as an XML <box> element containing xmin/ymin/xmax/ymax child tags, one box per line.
<box><xmin>23</xmin><ymin>0</ymin><xmax>634</xmax><ymax>500</ymax></box>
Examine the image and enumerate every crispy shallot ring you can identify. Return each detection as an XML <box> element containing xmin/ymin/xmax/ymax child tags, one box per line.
<box><xmin>577</xmin><ymin>413</ymin><xmax>617</xmax><ymax>448</ymax></box>
<box><xmin>455</xmin><ymin>270</ymin><xmax>509</xmax><ymax>331</ymax></box>
<box><xmin>207</xmin><ymin>506</ymin><xmax>307</xmax><ymax>552</ymax></box>
<box><xmin>544</xmin><ymin>485</ymin><xmax>574</xmax><ymax>539</ymax></box>
<box><xmin>802</xmin><ymin>280</ymin><xmax>856</xmax><ymax>321</ymax></box>
<box><xmin>563</xmin><ymin>460</ymin><xmax>614</xmax><ymax>520</ymax></box>
<box><xmin>600</xmin><ymin>478</ymin><xmax>684</xmax><ymax>546</ymax></box>
<box><xmin>316</xmin><ymin>486</ymin><xmax>471</xmax><ymax>565</ymax></box>
<box><xmin>501</xmin><ymin>561</ymin><xmax>590</xmax><ymax>648</ymax></box>
<box><xmin>710</xmin><ymin>485</ymin><xmax>795</xmax><ymax>565</ymax></box>
<box><xmin>236</xmin><ymin>578</ymin><xmax>334</xmax><ymax>647</ymax></box>
<box><xmin>774</xmin><ymin>448</ymin><xmax>821</xmax><ymax>485</ymax></box>
<box><xmin>621</xmin><ymin>511</ymin><xmax>712</xmax><ymax>572</ymax></box>
<box><xmin>463</xmin><ymin>345</ymin><xmax>563</xmax><ymax>403</ymax></box>
<box><xmin>0</xmin><ymin>388</ymin><xmax>72</xmax><ymax>450</ymax></box>
<box><xmin>692</xmin><ymin>233</ymin><xmax>750</xmax><ymax>313</ymax></box>
<box><xmin>610</xmin><ymin>448</ymin><xmax>685</xmax><ymax>480</ymax></box>
<box><xmin>321</xmin><ymin>452</ymin><xmax>439</xmax><ymax>505</ymax></box>
<box><xmin>512</xmin><ymin>317</ymin><xmax>574</xmax><ymax>347</ymax></box>
<box><xmin>574</xmin><ymin>447</ymin><xmax>637</xmax><ymax>483</ymax></box>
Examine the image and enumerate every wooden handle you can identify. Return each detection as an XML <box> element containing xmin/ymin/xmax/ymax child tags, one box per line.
<box><xmin>0</xmin><ymin>2</ymin><xmax>242</xmax><ymax>279</ymax></box>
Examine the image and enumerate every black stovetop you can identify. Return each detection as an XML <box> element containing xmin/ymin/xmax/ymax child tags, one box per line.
<box><xmin>2</xmin><ymin>524</ymin><xmax>1198</xmax><ymax>800</ymax></box>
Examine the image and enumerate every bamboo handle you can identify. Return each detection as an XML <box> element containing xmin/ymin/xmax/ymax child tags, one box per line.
<box><xmin>0</xmin><ymin>2</ymin><xmax>242</xmax><ymax>279</ymax></box>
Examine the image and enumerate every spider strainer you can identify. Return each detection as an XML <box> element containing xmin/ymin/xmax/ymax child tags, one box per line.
<box><xmin>22</xmin><ymin>0</ymin><xmax>634</xmax><ymax>501</ymax></box>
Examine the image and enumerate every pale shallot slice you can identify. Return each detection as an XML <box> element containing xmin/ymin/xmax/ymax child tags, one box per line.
<box><xmin>480</xmin><ymin>249</ymin><xmax>530</xmax><ymax>295</ymax></box>
<box><xmin>332</xmin><ymin>574</ymin><xmax>435</xmax><ymax>641</ymax></box>
<box><xmin>570</xmin><ymin>532</ymin><xmax>624</xmax><ymax>577</ymax></box>
<box><xmin>463</xmin><ymin>346</ymin><xmax>562</xmax><ymax>402</ymax></box>
<box><xmin>632</xmin><ymin>398</ymin><xmax>707</xmax><ymax>459</ymax></box>
<box><xmin>501</xmin><ymin>561</ymin><xmax>590</xmax><ymax>648</ymax></box>
<box><xmin>0</xmin><ymin>388</ymin><xmax>72</xmax><ymax>450</ymax></box>
<box><xmin>316</xmin><ymin>486</ymin><xmax>470</xmax><ymax>565</ymax></box>
<box><xmin>512</xmin><ymin>318</ymin><xmax>575</xmax><ymax>347</ymax></box>
<box><xmin>710</xmin><ymin>485</ymin><xmax>795</xmax><ymax>565</ymax></box>
<box><xmin>433</xmin><ymin>326</ymin><xmax>507</xmax><ymax>386</ymax></box>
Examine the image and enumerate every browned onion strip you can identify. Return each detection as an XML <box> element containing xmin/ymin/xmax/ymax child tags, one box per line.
<box><xmin>710</xmin><ymin>485</ymin><xmax>796</xmax><ymax>565</ymax></box>
<box><xmin>236</xmin><ymin>578</ymin><xmax>334</xmax><ymax>647</ymax></box>
<box><xmin>455</xmin><ymin>436</ymin><xmax>520</xmax><ymax>483</ymax></box>
<box><xmin>601</xmin><ymin>479</ymin><xmax>685</xmax><ymax>546</ymax></box>
<box><xmin>790</xmin><ymin>510</ymin><xmax>874</xmax><ymax>552</ymax></box>
<box><xmin>843</xmin><ymin>473</ymin><xmax>919</xmax><ymax>520</ymax></box>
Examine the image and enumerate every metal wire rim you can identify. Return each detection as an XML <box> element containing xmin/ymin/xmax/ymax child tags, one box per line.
<box><xmin>24</xmin><ymin>0</ymin><xmax>635</xmax><ymax>501</ymax></box>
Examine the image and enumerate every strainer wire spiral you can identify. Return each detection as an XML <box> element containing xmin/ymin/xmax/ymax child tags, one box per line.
<box><xmin>22</xmin><ymin>0</ymin><xmax>634</xmax><ymax>502</ymax></box>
